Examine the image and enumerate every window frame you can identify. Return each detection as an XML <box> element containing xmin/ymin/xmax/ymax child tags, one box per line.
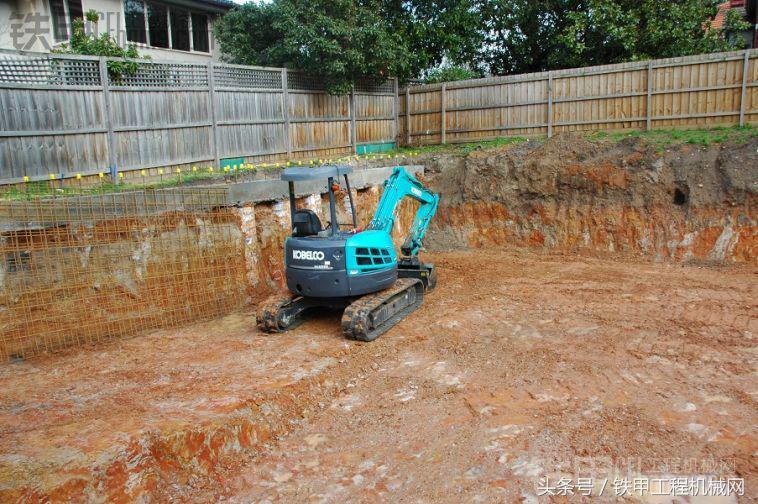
<box><xmin>48</xmin><ymin>0</ymin><xmax>85</xmax><ymax>44</ymax></box>
<box><xmin>123</xmin><ymin>0</ymin><xmax>212</xmax><ymax>54</ymax></box>
<box><xmin>48</xmin><ymin>0</ymin><xmax>74</xmax><ymax>43</ymax></box>
<box><xmin>124</xmin><ymin>0</ymin><xmax>148</xmax><ymax>44</ymax></box>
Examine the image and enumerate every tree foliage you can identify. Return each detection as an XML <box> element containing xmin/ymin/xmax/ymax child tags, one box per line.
<box><xmin>380</xmin><ymin>0</ymin><xmax>487</xmax><ymax>79</ymax></box>
<box><xmin>215</xmin><ymin>0</ymin><xmax>750</xmax><ymax>91</ymax></box>
<box><xmin>479</xmin><ymin>0</ymin><xmax>750</xmax><ymax>75</ymax></box>
<box><xmin>53</xmin><ymin>11</ymin><xmax>147</xmax><ymax>82</ymax></box>
<box><xmin>215</xmin><ymin>0</ymin><xmax>409</xmax><ymax>95</ymax></box>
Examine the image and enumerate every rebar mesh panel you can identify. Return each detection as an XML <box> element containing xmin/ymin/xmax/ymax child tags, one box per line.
<box><xmin>112</xmin><ymin>61</ymin><xmax>208</xmax><ymax>87</ymax></box>
<box><xmin>355</xmin><ymin>78</ymin><xmax>394</xmax><ymax>94</ymax></box>
<box><xmin>214</xmin><ymin>65</ymin><xmax>282</xmax><ymax>89</ymax></box>
<box><xmin>0</xmin><ymin>188</ymin><xmax>247</xmax><ymax>361</ymax></box>
<box><xmin>287</xmin><ymin>72</ymin><xmax>326</xmax><ymax>91</ymax></box>
<box><xmin>0</xmin><ymin>54</ymin><xmax>101</xmax><ymax>86</ymax></box>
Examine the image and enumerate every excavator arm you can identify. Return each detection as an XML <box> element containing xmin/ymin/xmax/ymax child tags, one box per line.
<box><xmin>368</xmin><ymin>167</ymin><xmax>439</xmax><ymax>257</ymax></box>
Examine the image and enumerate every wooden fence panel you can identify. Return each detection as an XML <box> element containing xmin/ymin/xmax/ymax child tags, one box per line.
<box><xmin>400</xmin><ymin>49</ymin><xmax>758</xmax><ymax>146</ymax></box>
<box><xmin>0</xmin><ymin>53</ymin><xmax>108</xmax><ymax>179</ymax></box>
<box><xmin>0</xmin><ymin>50</ymin><xmax>398</xmax><ymax>183</ymax></box>
<box><xmin>354</xmin><ymin>92</ymin><xmax>395</xmax><ymax>144</ymax></box>
<box><xmin>110</xmin><ymin>88</ymin><xmax>213</xmax><ymax>171</ymax></box>
<box><xmin>650</xmin><ymin>58</ymin><xmax>744</xmax><ymax>128</ymax></box>
<box><xmin>408</xmin><ymin>88</ymin><xmax>442</xmax><ymax>145</ymax></box>
<box><xmin>553</xmin><ymin>68</ymin><xmax>646</xmax><ymax>132</ymax></box>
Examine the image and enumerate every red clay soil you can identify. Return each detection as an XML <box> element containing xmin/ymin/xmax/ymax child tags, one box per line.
<box><xmin>422</xmin><ymin>134</ymin><xmax>758</xmax><ymax>263</ymax></box>
<box><xmin>1</xmin><ymin>248</ymin><xmax>755</xmax><ymax>502</ymax></box>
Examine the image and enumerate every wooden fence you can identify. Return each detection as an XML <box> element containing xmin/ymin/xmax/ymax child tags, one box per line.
<box><xmin>3</xmin><ymin>48</ymin><xmax>757</xmax><ymax>183</ymax></box>
<box><xmin>399</xmin><ymin>49</ymin><xmax>758</xmax><ymax>145</ymax></box>
<box><xmin>0</xmin><ymin>50</ymin><xmax>397</xmax><ymax>184</ymax></box>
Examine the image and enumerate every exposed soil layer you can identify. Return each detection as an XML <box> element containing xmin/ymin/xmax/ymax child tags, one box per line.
<box><xmin>1</xmin><ymin>249</ymin><xmax>755</xmax><ymax>502</ymax></box>
<box><xmin>421</xmin><ymin>134</ymin><xmax>757</xmax><ymax>262</ymax></box>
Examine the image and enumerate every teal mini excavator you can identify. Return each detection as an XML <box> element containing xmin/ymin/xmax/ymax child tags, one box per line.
<box><xmin>257</xmin><ymin>165</ymin><xmax>439</xmax><ymax>341</ymax></box>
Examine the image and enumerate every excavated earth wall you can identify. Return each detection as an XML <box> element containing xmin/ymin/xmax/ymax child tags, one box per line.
<box><xmin>421</xmin><ymin>134</ymin><xmax>757</xmax><ymax>263</ymax></box>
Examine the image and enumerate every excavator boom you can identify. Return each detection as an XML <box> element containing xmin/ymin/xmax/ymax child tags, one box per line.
<box><xmin>369</xmin><ymin>167</ymin><xmax>440</xmax><ymax>256</ymax></box>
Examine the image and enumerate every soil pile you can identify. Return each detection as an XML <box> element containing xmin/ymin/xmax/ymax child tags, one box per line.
<box><xmin>421</xmin><ymin>133</ymin><xmax>757</xmax><ymax>262</ymax></box>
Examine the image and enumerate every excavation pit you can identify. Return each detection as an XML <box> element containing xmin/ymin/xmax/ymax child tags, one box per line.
<box><xmin>1</xmin><ymin>133</ymin><xmax>755</xmax><ymax>501</ymax></box>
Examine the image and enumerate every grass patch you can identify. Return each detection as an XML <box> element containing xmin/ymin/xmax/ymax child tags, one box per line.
<box><xmin>388</xmin><ymin>135</ymin><xmax>531</xmax><ymax>157</ymax></box>
<box><xmin>0</xmin><ymin>170</ymin><xmax>246</xmax><ymax>200</ymax></box>
<box><xmin>589</xmin><ymin>124</ymin><xmax>756</xmax><ymax>148</ymax></box>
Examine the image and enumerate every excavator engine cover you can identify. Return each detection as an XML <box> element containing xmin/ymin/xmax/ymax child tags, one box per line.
<box><xmin>285</xmin><ymin>234</ymin><xmax>397</xmax><ymax>298</ymax></box>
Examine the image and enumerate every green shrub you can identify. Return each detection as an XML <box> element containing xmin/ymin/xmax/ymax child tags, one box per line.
<box><xmin>424</xmin><ymin>66</ymin><xmax>479</xmax><ymax>84</ymax></box>
<box><xmin>53</xmin><ymin>10</ymin><xmax>148</xmax><ymax>83</ymax></box>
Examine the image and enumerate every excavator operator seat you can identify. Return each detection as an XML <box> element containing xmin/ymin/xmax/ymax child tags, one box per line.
<box><xmin>292</xmin><ymin>209</ymin><xmax>322</xmax><ymax>237</ymax></box>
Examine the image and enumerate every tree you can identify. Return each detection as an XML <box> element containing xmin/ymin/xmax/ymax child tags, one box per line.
<box><xmin>478</xmin><ymin>0</ymin><xmax>750</xmax><ymax>75</ymax></box>
<box><xmin>380</xmin><ymin>0</ymin><xmax>487</xmax><ymax>79</ymax></box>
<box><xmin>215</xmin><ymin>0</ymin><xmax>750</xmax><ymax>89</ymax></box>
<box><xmin>214</xmin><ymin>0</ymin><xmax>411</xmax><ymax>95</ymax></box>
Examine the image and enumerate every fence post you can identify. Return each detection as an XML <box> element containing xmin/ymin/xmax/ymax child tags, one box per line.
<box><xmin>739</xmin><ymin>51</ymin><xmax>749</xmax><ymax>127</ymax></box>
<box><xmin>645</xmin><ymin>60</ymin><xmax>653</xmax><ymax>131</ymax></box>
<box><xmin>393</xmin><ymin>78</ymin><xmax>399</xmax><ymax>146</ymax></box>
<box><xmin>99</xmin><ymin>57</ymin><xmax>117</xmax><ymax>182</ymax></box>
<box><xmin>349</xmin><ymin>85</ymin><xmax>357</xmax><ymax>154</ymax></box>
<box><xmin>546</xmin><ymin>72</ymin><xmax>553</xmax><ymax>138</ymax></box>
<box><xmin>405</xmin><ymin>87</ymin><xmax>411</xmax><ymax>146</ymax></box>
<box><xmin>440</xmin><ymin>83</ymin><xmax>447</xmax><ymax>144</ymax></box>
<box><xmin>282</xmin><ymin>68</ymin><xmax>292</xmax><ymax>159</ymax></box>
<box><xmin>207</xmin><ymin>61</ymin><xmax>220</xmax><ymax>169</ymax></box>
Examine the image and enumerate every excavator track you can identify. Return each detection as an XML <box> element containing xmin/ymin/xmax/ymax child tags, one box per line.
<box><xmin>341</xmin><ymin>278</ymin><xmax>424</xmax><ymax>342</ymax></box>
<box><xmin>257</xmin><ymin>293</ymin><xmax>309</xmax><ymax>332</ymax></box>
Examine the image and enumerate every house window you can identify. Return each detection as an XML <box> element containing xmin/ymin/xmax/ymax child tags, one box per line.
<box><xmin>124</xmin><ymin>1</ymin><xmax>211</xmax><ymax>53</ymax></box>
<box><xmin>147</xmin><ymin>3</ymin><xmax>169</xmax><ymax>48</ymax></box>
<box><xmin>191</xmin><ymin>13</ymin><xmax>209</xmax><ymax>53</ymax></box>
<box><xmin>170</xmin><ymin>9</ymin><xmax>190</xmax><ymax>51</ymax></box>
<box><xmin>124</xmin><ymin>0</ymin><xmax>147</xmax><ymax>44</ymax></box>
<box><xmin>49</xmin><ymin>0</ymin><xmax>84</xmax><ymax>42</ymax></box>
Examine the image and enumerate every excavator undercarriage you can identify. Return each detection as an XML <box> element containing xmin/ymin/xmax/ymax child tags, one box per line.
<box><xmin>258</xmin><ymin>262</ymin><xmax>435</xmax><ymax>341</ymax></box>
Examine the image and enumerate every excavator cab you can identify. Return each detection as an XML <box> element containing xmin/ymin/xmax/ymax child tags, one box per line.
<box><xmin>259</xmin><ymin>164</ymin><xmax>439</xmax><ymax>341</ymax></box>
<box><xmin>282</xmin><ymin>165</ymin><xmax>398</xmax><ymax>299</ymax></box>
<box><xmin>284</xmin><ymin>164</ymin><xmax>356</xmax><ymax>239</ymax></box>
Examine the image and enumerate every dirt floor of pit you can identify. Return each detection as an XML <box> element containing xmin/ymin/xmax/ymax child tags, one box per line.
<box><xmin>1</xmin><ymin>248</ymin><xmax>755</xmax><ymax>502</ymax></box>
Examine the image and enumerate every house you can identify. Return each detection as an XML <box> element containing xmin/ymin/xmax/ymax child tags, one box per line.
<box><xmin>711</xmin><ymin>0</ymin><xmax>757</xmax><ymax>48</ymax></box>
<box><xmin>0</xmin><ymin>0</ymin><xmax>234</xmax><ymax>62</ymax></box>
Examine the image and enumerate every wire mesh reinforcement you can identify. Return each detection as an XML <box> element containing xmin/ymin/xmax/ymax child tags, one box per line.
<box><xmin>0</xmin><ymin>188</ymin><xmax>248</xmax><ymax>361</ymax></box>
